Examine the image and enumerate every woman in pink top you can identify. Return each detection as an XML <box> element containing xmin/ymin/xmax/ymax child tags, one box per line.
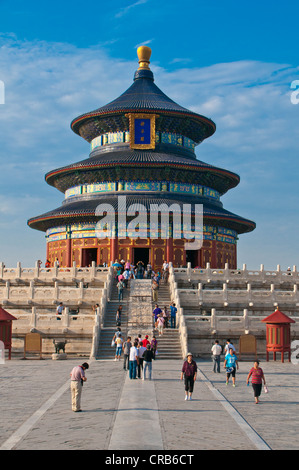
<box><xmin>246</xmin><ymin>360</ymin><xmax>267</xmax><ymax>404</ymax></box>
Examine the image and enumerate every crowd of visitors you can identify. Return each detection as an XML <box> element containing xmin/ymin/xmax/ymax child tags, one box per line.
<box><xmin>112</xmin><ymin>259</ymin><xmax>170</xmax><ymax>303</ymax></box>
<box><xmin>111</xmin><ymin>331</ymin><xmax>157</xmax><ymax>380</ymax></box>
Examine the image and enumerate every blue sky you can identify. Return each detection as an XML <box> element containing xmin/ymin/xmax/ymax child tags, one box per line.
<box><xmin>0</xmin><ymin>0</ymin><xmax>299</xmax><ymax>269</ymax></box>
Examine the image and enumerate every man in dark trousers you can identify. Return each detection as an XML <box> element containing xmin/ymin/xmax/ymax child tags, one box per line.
<box><xmin>180</xmin><ymin>352</ymin><xmax>197</xmax><ymax>401</ymax></box>
<box><xmin>123</xmin><ymin>336</ymin><xmax>132</xmax><ymax>371</ymax></box>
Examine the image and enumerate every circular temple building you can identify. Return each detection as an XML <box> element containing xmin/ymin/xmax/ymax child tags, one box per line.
<box><xmin>28</xmin><ymin>47</ymin><xmax>255</xmax><ymax>270</ymax></box>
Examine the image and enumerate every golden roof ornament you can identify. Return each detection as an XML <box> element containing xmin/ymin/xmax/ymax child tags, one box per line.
<box><xmin>137</xmin><ymin>46</ymin><xmax>151</xmax><ymax>70</ymax></box>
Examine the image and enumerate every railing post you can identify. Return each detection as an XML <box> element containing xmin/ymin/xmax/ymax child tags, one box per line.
<box><xmin>211</xmin><ymin>308</ymin><xmax>217</xmax><ymax>334</ymax></box>
<box><xmin>63</xmin><ymin>307</ymin><xmax>70</xmax><ymax>327</ymax></box>
<box><xmin>243</xmin><ymin>308</ymin><xmax>249</xmax><ymax>334</ymax></box>
<box><xmin>30</xmin><ymin>307</ymin><xmax>37</xmax><ymax>329</ymax></box>
<box><xmin>16</xmin><ymin>262</ymin><xmax>21</xmax><ymax>281</ymax></box>
<box><xmin>198</xmin><ymin>283</ymin><xmax>203</xmax><ymax>305</ymax></box>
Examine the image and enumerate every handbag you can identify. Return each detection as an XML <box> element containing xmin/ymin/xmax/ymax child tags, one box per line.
<box><xmin>226</xmin><ymin>366</ymin><xmax>234</xmax><ymax>373</ymax></box>
<box><xmin>264</xmin><ymin>385</ymin><xmax>268</xmax><ymax>393</ymax></box>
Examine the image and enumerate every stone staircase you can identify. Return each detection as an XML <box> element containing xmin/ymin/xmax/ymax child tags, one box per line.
<box><xmin>96</xmin><ymin>277</ymin><xmax>182</xmax><ymax>360</ymax></box>
<box><xmin>96</xmin><ymin>281</ymin><xmax>129</xmax><ymax>359</ymax></box>
<box><xmin>153</xmin><ymin>280</ymin><xmax>182</xmax><ymax>360</ymax></box>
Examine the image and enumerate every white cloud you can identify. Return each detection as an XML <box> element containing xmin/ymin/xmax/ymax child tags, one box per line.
<box><xmin>115</xmin><ymin>0</ymin><xmax>148</xmax><ymax>18</ymax></box>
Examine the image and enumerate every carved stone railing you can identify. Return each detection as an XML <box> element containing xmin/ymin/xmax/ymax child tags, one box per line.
<box><xmin>0</xmin><ymin>261</ymin><xmax>110</xmax><ymax>283</ymax></box>
<box><xmin>173</xmin><ymin>262</ymin><xmax>299</xmax><ymax>286</ymax></box>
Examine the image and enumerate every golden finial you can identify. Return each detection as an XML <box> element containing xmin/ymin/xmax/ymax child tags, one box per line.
<box><xmin>137</xmin><ymin>46</ymin><xmax>151</xmax><ymax>70</ymax></box>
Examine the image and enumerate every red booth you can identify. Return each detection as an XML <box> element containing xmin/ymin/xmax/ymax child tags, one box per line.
<box><xmin>262</xmin><ymin>307</ymin><xmax>295</xmax><ymax>362</ymax></box>
<box><xmin>0</xmin><ymin>307</ymin><xmax>17</xmax><ymax>360</ymax></box>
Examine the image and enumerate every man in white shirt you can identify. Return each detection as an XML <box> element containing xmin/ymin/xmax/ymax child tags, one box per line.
<box><xmin>224</xmin><ymin>339</ymin><xmax>236</xmax><ymax>355</ymax></box>
<box><xmin>211</xmin><ymin>340</ymin><xmax>222</xmax><ymax>373</ymax></box>
<box><xmin>122</xmin><ymin>268</ymin><xmax>130</xmax><ymax>287</ymax></box>
<box><xmin>129</xmin><ymin>341</ymin><xmax>139</xmax><ymax>379</ymax></box>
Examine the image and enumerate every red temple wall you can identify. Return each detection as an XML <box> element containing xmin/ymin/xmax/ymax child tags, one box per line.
<box><xmin>47</xmin><ymin>237</ymin><xmax>237</xmax><ymax>270</ymax></box>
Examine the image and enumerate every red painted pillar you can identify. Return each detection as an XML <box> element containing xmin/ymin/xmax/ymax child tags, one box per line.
<box><xmin>166</xmin><ymin>238</ymin><xmax>173</xmax><ymax>264</ymax></box>
<box><xmin>111</xmin><ymin>237</ymin><xmax>118</xmax><ymax>264</ymax></box>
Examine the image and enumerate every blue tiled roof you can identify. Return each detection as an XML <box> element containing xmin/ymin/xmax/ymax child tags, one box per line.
<box><xmin>71</xmin><ymin>68</ymin><xmax>216</xmax><ymax>143</ymax></box>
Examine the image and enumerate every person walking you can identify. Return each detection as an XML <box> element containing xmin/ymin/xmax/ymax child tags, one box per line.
<box><xmin>211</xmin><ymin>340</ymin><xmax>222</xmax><ymax>373</ymax></box>
<box><xmin>246</xmin><ymin>360</ymin><xmax>267</xmax><ymax>404</ymax></box>
<box><xmin>170</xmin><ymin>302</ymin><xmax>177</xmax><ymax>328</ymax></box>
<box><xmin>157</xmin><ymin>314</ymin><xmax>165</xmax><ymax>336</ymax></box>
<box><xmin>56</xmin><ymin>302</ymin><xmax>63</xmax><ymax>320</ymax></box>
<box><xmin>142</xmin><ymin>334</ymin><xmax>150</xmax><ymax>348</ymax></box>
<box><xmin>224</xmin><ymin>339</ymin><xmax>236</xmax><ymax>355</ymax></box>
<box><xmin>115</xmin><ymin>333</ymin><xmax>123</xmax><ymax>361</ymax></box>
<box><xmin>117</xmin><ymin>279</ymin><xmax>124</xmax><ymax>301</ymax></box>
<box><xmin>150</xmin><ymin>335</ymin><xmax>158</xmax><ymax>359</ymax></box>
<box><xmin>70</xmin><ymin>362</ymin><xmax>89</xmax><ymax>412</ymax></box>
<box><xmin>224</xmin><ymin>348</ymin><xmax>239</xmax><ymax>386</ymax></box>
<box><xmin>142</xmin><ymin>344</ymin><xmax>155</xmax><ymax>380</ymax></box>
<box><xmin>181</xmin><ymin>352</ymin><xmax>197</xmax><ymax>401</ymax></box>
<box><xmin>163</xmin><ymin>306</ymin><xmax>169</xmax><ymax>328</ymax></box>
<box><xmin>152</xmin><ymin>304</ymin><xmax>162</xmax><ymax>328</ymax></box>
<box><xmin>129</xmin><ymin>341</ymin><xmax>139</xmax><ymax>379</ymax></box>
<box><xmin>123</xmin><ymin>336</ymin><xmax>132</xmax><ymax>370</ymax></box>
<box><xmin>152</xmin><ymin>279</ymin><xmax>159</xmax><ymax>302</ymax></box>
<box><xmin>137</xmin><ymin>342</ymin><xmax>146</xmax><ymax>378</ymax></box>
<box><xmin>116</xmin><ymin>305</ymin><xmax>122</xmax><ymax>326</ymax></box>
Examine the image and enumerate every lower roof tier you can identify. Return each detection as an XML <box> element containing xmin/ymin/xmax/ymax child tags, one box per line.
<box><xmin>28</xmin><ymin>193</ymin><xmax>256</xmax><ymax>235</ymax></box>
<box><xmin>45</xmin><ymin>144</ymin><xmax>240</xmax><ymax>195</ymax></box>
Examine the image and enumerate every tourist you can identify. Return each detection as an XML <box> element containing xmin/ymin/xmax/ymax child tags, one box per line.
<box><xmin>115</xmin><ymin>333</ymin><xmax>123</xmax><ymax>361</ymax></box>
<box><xmin>70</xmin><ymin>362</ymin><xmax>89</xmax><ymax>412</ymax></box>
<box><xmin>111</xmin><ymin>327</ymin><xmax>121</xmax><ymax>347</ymax></box>
<box><xmin>123</xmin><ymin>336</ymin><xmax>132</xmax><ymax>370</ymax></box>
<box><xmin>142</xmin><ymin>335</ymin><xmax>150</xmax><ymax>348</ymax></box>
<box><xmin>224</xmin><ymin>348</ymin><xmax>239</xmax><ymax>386</ymax></box>
<box><xmin>45</xmin><ymin>259</ymin><xmax>50</xmax><ymax>268</ymax></box>
<box><xmin>170</xmin><ymin>302</ymin><xmax>177</xmax><ymax>328</ymax></box>
<box><xmin>137</xmin><ymin>334</ymin><xmax>142</xmax><ymax>343</ymax></box>
<box><xmin>129</xmin><ymin>341</ymin><xmax>139</xmax><ymax>379</ymax></box>
<box><xmin>151</xmin><ymin>335</ymin><xmax>158</xmax><ymax>359</ymax></box>
<box><xmin>224</xmin><ymin>339</ymin><xmax>236</xmax><ymax>355</ymax></box>
<box><xmin>142</xmin><ymin>344</ymin><xmax>155</xmax><ymax>380</ymax></box>
<box><xmin>152</xmin><ymin>304</ymin><xmax>162</xmax><ymax>328</ymax></box>
<box><xmin>92</xmin><ymin>303</ymin><xmax>100</xmax><ymax>314</ymax></box>
<box><xmin>181</xmin><ymin>352</ymin><xmax>197</xmax><ymax>401</ymax></box>
<box><xmin>117</xmin><ymin>278</ymin><xmax>125</xmax><ymax>301</ymax></box>
<box><xmin>116</xmin><ymin>305</ymin><xmax>122</xmax><ymax>326</ymax></box>
<box><xmin>136</xmin><ymin>261</ymin><xmax>144</xmax><ymax>279</ymax></box>
<box><xmin>122</xmin><ymin>268</ymin><xmax>130</xmax><ymax>287</ymax></box>
<box><xmin>162</xmin><ymin>261</ymin><xmax>169</xmax><ymax>283</ymax></box>
<box><xmin>152</xmin><ymin>279</ymin><xmax>159</xmax><ymax>301</ymax></box>
<box><xmin>130</xmin><ymin>264</ymin><xmax>136</xmax><ymax>279</ymax></box>
<box><xmin>56</xmin><ymin>302</ymin><xmax>63</xmax><ymax>320</ymax></box>
<box><xmin>125</xmin><ymin>260</ymin><xmax>131</xmax><ymax>270</ymax></box>
<box><xmin>147</xmin><ymin>262</ymin><xmax>152</xmax><ymax>279</ymax></box>
<box><xmin>211</xmin><ymin>340</ymin><xmax>222</xmax><ymax>373</ymax></box>
<box><xmin>157</xmin><ymin>314</ymin><xmax>165</xmax><ymax>336</ymax></box>
<box><xmin>137</xmin><ymin>342</ymin><xmax>146</xmax><ymax>378</ymax></box>
<box><xmin>246</xmin><ymin>360</ymin><xmax>267</xmax><ymax>404</ymax></box>
<box><xmin>163</xmin><ymin>306</ymin><xmax>169</xmax><ymax>328</ymax></box>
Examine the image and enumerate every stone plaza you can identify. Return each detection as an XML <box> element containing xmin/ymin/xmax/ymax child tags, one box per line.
<box><xmin>1</xmin><ymin>356</ymin><xmax>298</xmax><ymax>452</ymax></box>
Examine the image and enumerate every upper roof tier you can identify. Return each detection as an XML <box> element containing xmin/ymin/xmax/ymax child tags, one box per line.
<box><xmin>71</xmin><ymin>46</ymin><xmax>216</xmax><ymax>144</ymax></box>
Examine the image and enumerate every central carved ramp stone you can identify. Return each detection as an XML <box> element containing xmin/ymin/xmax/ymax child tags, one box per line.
<box><xmin>128</xmin><ymin>279</ymin><xmax>153</xmax><ymax>338</ymax></box>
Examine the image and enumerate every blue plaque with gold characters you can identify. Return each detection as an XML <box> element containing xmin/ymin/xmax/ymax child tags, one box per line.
<box><xmin>126</xmin><ymin>113</ymin><xmax>158</xmax><ymax>149</ymax></box>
